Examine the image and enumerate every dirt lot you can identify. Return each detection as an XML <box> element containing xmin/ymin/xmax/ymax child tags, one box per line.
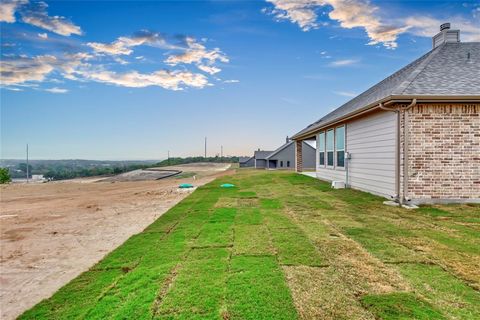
<box><xmin>0</xmin><ymin>163</ymin><xmax>232</xmax><ymax>320</ymax></box>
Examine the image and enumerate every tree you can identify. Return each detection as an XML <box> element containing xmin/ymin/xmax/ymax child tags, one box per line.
<box><xmin>0</xmin><ymin>168</ymin><xmax>11</xmax><ymax>184</ymax></box>
<box><xmin>18</xmin><ymin>163</ymin><xmax>33</xmax><ymax>177</ymax></box>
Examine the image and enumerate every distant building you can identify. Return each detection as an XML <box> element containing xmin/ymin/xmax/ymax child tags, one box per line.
<box><xmin>240</xmin><ymin>137</ymin><xmax>315</xmax><ymax>170</ymax></box>
<box><xmin>239</xmin><ymin>156</ymin><xmax>254</xmax><ymax>168</ymax></box>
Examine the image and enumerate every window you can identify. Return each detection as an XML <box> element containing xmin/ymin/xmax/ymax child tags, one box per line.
<box><xmin>326</xmin><ymin>129</ymin><xmax>334</xmax><ymax>166</ymax></box>
<box><xmin>280</xmin><ymin>161</ymin><xmax>283</xmax><ymax>167</ymax></box>
<box><xmin>318</xmin><ymin>132</ymin><xmax>325</xmax><ymax>166</ymax></box>
<box><xmin>336</xmin><ymin>126</ymin><xmax>345</xmax><ymax>167</ymax></box>
<box><xmin>287</xmin><ymin>161</ymin><xmax>290</xmax><ymax>167</ymax></box>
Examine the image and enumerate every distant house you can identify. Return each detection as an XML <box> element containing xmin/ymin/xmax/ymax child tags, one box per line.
<box><xmin>291</xmin><ymin>24</ymin><xmax>479</xmax><ymax>205</ymax></box>
<box><xmin>239</xmin><ymin>156</ymin><xmax>254</xmax><ymax>168</ymax></box>
<box><xmin>253</xmin><ymin>150</ymin><xmax>273</xmax><ymax>169</ymax></box>
<box><xmin>265</xmin><ymin>140</ymin><xmax>315</xmax><ymax>170</ymax></box>
<box><xmin>240</xmin><ymin>138</ymin><xmax>316</xmax><ymax>170</ymax></box>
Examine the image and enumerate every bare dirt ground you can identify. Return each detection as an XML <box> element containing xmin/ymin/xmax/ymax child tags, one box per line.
<box><xmin>0</xmin><ymin>163</ymin><xmax>232</xmax><ymax>320</ymax></box>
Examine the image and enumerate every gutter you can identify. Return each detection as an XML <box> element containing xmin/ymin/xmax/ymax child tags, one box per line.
<box><xmin>291</xmin><ymin>95</ymin><xmax>480</xmax><ymax>141</ymax></box>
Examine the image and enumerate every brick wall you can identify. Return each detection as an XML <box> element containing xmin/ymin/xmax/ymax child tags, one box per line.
<box><xmin>403</xmin><ymin>103</ymin><xmax>479</xmax><ymax>201</ymax></box>
<box><xmin>295</xmin><ymin>140</ymin><xmax>303</xmax><ymax>172</ymax></box>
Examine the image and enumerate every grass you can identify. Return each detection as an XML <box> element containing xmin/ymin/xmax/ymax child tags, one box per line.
<box><xmin>20</xmin><ymin>170</ymin><xmax>480</xmax><ymax>319</ymax></box>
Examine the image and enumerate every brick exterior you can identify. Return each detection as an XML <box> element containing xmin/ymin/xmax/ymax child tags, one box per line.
<box><xmin>401</xmin><ymin>103</ymin><xmax>480</xmax><ymax>202</ymax></box>
<box><xmin>295</xmin><ymin>140</ymin><xmax>303</xmax><ymax>172</ymax></box>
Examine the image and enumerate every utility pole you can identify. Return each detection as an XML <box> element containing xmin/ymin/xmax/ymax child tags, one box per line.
<box><xmin>221</xmin><ymin>145</ymin><xmax>223</xmax><ymax>158</ymax></box>
<box><xmin>167</xmin><ymin>150</ymin><xmax>170</xmax><ymax>165</ymax></box>
<box><xmin>204</xmin><ymin>137</ymin><xmax>207</xmax><ymax>158</ymax></box>
<box><xmin>26</xmin><ymin>143</ymin><xmax>29</xmax><ymax>183</ymax></box>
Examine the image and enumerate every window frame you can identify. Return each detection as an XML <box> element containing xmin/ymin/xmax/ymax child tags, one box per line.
<box><xmin>326</xmin><ymin>129</ymin><xmax>334</xmax><ymax>168</ymax></box>
<box><xmin>335</xmin><ymin>125</ymin><xmax>345</xmax><ymax>168</ymax></box>
<box><xmin>318</xmin><ymin>131</ymin><xmax>325</xmax><ymax>167</ymax></box>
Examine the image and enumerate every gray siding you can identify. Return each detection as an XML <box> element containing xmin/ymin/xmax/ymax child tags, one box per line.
<box><xmin>302</xmin><ymin>142</ymin><xmax>316</xmax><ymax>170</ymax></box>
<box><xmin>269</xmin><ymin>144</ymin><xmax>295</xmax><ymax>169</ymax></box>
<box><xmin>347</xmin><ymin>111</ymin><xmax>396</xmax><ymax>198</ymax></box>
<box><xmin>314</xmin><ymin>110</ymin><xmax>396</xmax><ymax>198</ymax></box>
<box><xmin>255</xmin><ymin>159</ymin><xmax>267</xmax><ymax>169</ymax></box>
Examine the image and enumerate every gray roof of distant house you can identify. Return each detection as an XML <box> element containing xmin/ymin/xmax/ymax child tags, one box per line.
<box><xmin>293</xmin><ymin>42</ymin><xmax>480</xmax><ymax>139</ymax></box>
<box><xmin>254</xmin><ymin>151</ymin><xmax>274</xmax><ymax>160</ymax></box>
<box><xmin>265</xmin><ymin>140</ymin><xmax>315</xmax><ymax>159</ymax></box>
<box><xmin>239</xmin><ymin>156</ymin><xmax>253</xmax><ymax>163</ymax></box>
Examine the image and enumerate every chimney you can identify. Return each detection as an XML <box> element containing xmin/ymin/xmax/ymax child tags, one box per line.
<box><xmin>432</xmin><ymin>23</ymin><xmax>460</xmax><ymax>49</ymax></box>
<box><xmin>286</xmin><ymin>136</ymin><xmax>290</xmax><ymax>144</ymax></box>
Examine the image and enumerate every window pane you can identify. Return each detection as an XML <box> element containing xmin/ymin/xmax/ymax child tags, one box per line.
<box><xmin>337</xmin><ymin>151</ymin><xmax>345</xmax><ymax>167</ymax></box>
<box><xmin>336</xmin><ymin>126</ymin><xmax>345</xmax><ymax>150</ymax></box>
<box><xmin>319</xmin><ymin>153</ymin><xmax>325</xmax><ymax>165</ymax></box>
<box><xmin>327</xmin><ymin>151</ymin><xmax>334</xmax><ymax>166</ymax></box>
<box><xmin>326</xmin><ymin>130</ymin><xmax>334</xmax><ymax>151</ymax></box>
<box><xmin>318</xmin><ymin>132</ymin><xmax>325</xmax><ymax>151</ymax></box>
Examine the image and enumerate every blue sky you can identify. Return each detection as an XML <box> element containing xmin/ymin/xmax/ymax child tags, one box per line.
<box><xmin>1</xmin><ymin>0</ymin><xmax>479</xmax><ymax>159</ymax></box>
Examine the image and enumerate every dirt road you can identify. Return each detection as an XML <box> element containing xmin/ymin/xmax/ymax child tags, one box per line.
<box><xmin>0</xmin><ymin>163</ymin><xmax>232</xmax><ymax>320</ymax></box>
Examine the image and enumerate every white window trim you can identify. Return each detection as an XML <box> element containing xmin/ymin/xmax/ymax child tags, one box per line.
<box><xmin>335</xmin><ymin>125</ymin><xmax>346</xmax><ymax>170</ymax></box>
<box><xmin>318</xmin><ymin>131</ymin><xmax>326</xmax><ymax>168</ymax></box>
<box><xmin>326</xmin><ymin>129</ymin><xmax>335</xmax><ymax>168</ymax></box>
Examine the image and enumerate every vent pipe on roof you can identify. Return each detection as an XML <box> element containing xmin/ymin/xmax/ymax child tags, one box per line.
<box><xmin>432</xmin><ymin>23</ymin><xmax>460</xmax><ymax>49</ymax></box>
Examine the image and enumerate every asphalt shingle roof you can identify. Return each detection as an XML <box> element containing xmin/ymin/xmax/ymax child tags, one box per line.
<box><xmin>293</xmin><ymin>42</ymin><xmax>480</xmax><ymax>138</ymax></box>
<box><xmin>254</xmin><ymin>151</ymin><xmax>274</xmax><ymax>160</ymax></box>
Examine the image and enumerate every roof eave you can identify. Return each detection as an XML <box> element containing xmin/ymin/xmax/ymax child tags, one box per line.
<box><xmin>291</xmin><ymin>95</ymin><xmax>480</xmax><ymax>140</ymax></box>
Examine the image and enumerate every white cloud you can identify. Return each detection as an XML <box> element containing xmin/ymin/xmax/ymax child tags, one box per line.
<box><xmin>329</xmin><ymin>58</ymin><xmax>359</xmax><ymax>66</ymax></box>
<box><xmin>73</xmin><ymin>68</ymin><xmax>209</xmax><ymax>90</ymax></box>
<box><xmin>0</xmin><ymin>55</ymin><xmax>56</xmax><ymax>85</ymax></box>
<box><xmin>165</xmin><ymin>37</ymin><xmax>228</xmax><ymax>72</ymax></box>
<box><xmin>0</xmin><ymin>0</ymin><xmax>27</xmax><ymax>23</ymax></box>
<box><xmin>38</xmin><ymin>32</ymin><xmax>48</xmax><ymax>39</ymax></box>
<box><xmin>45</xmin><ymin>87</ymin><xmax>68</xmax><ymax>93</ymax></box>
<box><xmin>87</xmin><ymin>30</ymin><xmax>172</xmax><ymax>56</ymax></box>
<box><xmin>334</xmin><ymin>90</ymin><xmax>356</xmax><ymax>97</ymax></box>
<box><xmin>20</xmin><ymin>1</ymin><xmax>82</xmax><ymax>36</ymax></box>
<box><xmin>403</xmin><ymin>16</ymin><xmax>480</xmax><ymax>42</ymax></box>
<box><xmin>224</xmin><ymin>79</ymin><xmax>240</xmax><ymax>83</ymax></box>
<box><xmin>264</xmin><ymin>0</ymin><xmax>479</xmax><ymax>48</ymax></box>
<box><xmin>197</xmin><ymin>64</ymin><xmax>221</xmax><ymax>75</ymax></box>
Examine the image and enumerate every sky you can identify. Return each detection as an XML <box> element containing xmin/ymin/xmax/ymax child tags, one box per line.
<box><xmin>1</xmin><ymin>0</ymin><xmax>479</xmax><ymax>160</ymax></box>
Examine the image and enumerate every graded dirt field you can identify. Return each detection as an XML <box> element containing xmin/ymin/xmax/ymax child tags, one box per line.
<box><xmin>0</xmin><ymin>163</ymin><xmax>231</xmax><ymax>320</ymax></box>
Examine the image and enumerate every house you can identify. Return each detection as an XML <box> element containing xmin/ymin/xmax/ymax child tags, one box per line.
<box><xmin>241</xmin><ymin>138</ymin><xmax>316</xmax><ymax>170</ymax></box>
<box><xmin>291</xmin><ymin>24</ymin><xmax>479</xmax><ymax>205</ymax></box>
<box><xmin>253</xmin><ymin>150</ymin><xmax>273</xmax><ymax>169</ymax></box>
<box><xmin>265</xmin><ymin>139</ymin><xmax>316</xmax><ymax>170</ymax></box>
<box><xmin>239</xmin><ymin>156</ymin><xmax>254</xmax><ymax>167</ymax></box>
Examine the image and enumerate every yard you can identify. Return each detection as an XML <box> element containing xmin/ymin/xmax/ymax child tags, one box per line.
<box><xmin>19</xmin><ymin>170</ymin><xmax>480</xmax><ymax>319</ymax></box>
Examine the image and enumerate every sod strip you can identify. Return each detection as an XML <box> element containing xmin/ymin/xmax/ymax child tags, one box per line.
<box><xmin>226</xmin><ymin>255</ymin><xmax>299</xmax><ymax>320</ymax></box>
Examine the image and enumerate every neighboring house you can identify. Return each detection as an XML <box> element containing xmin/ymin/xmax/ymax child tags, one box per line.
<box><xmin>239</xmin><ymin>156</ymin><xmax>254</xmax><ymax>168</ymax></box>
<box><xmin>253</xmin><ymin>150</ymin><xmax>273</xmax><ymax>169</ymax></box>
<box><xmin>291</xmin><ymin>24</ymin><xmax>479</xmax><ymax>205</ymax></box>
<box><xmin>265</xmin><ymin>140</ymin><xmax>316</xmax><ymax>170</ymax></box>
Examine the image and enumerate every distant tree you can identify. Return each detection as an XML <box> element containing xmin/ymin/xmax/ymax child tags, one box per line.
<box><xmin>18</xmin><ymin>163</ymin><xmax>33</xmax><ymax>177</ymax></box>
<box><xmin>0</xmin><ymin>168</ymin><xmax>11</xmax><ymax>184</ymax></box>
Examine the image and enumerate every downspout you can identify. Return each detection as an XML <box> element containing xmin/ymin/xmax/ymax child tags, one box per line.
<box><xmin>378</xmin><ymin>102</ymin><xmax>401</xmax><ymax>202</ymax></box>
<box><xmin>402</xmin><ymin>98</ymin><xmax>417</xmax><ymax>204</ymax></box>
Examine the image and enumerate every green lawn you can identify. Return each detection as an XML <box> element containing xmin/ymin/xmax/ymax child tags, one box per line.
<box><xmin>20</xmin><ymin>170</ymin><xmax>480</xmax><ymax>319</ymax></box>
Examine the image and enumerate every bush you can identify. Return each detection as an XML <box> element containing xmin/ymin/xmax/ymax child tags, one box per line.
<box><xmin>0</xmin><ymin>168</ymin><xmax>11</xmax><ymax>184</ymax></box>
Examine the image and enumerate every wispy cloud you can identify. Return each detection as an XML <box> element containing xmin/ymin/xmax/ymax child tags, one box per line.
<box><xmin>224</xmin><ymin>79</ymin><xmax>240</xmax><ymax>83</ymax></box>
<box><xmin>44</xmin><ymin>87</ymin><xmax>68</xmax><ymax>93</ymax></box>
<box><xmin>38</xmin><ymin>32</ymin><xmax>47</xmax><ymax>39</ymax></box>
<box><xmin>264</xmin><ymin>0</ymin><xmax>480</xmax><ymax>48</ymax></box>
<box><xmin>0</xmin><ymin>0</ymin><xmax>27</xmax><ymax>23</ymax></box>
<box><xmin>334</xmin><ymin>90</ymin><xmax>356</xmax><ymax>97</ymax></box>
<box><xmin>87</xmin><ymin>30</ymin><xmax>172</xmax><ymax>56</ymax></box>
<box><xmin>165</xmin><ymin>37</ymin><xmax>229</xmax><ymax>74</ymax></box>
<box><xmin>264</xmin><ymin>0</ymin><xmax>407</xmax><ymax>49</ymax></box>
<box><xmin>329</xmin><ymin>59</ymin><xmax>359</xmax><ymax>67</ymax></box>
